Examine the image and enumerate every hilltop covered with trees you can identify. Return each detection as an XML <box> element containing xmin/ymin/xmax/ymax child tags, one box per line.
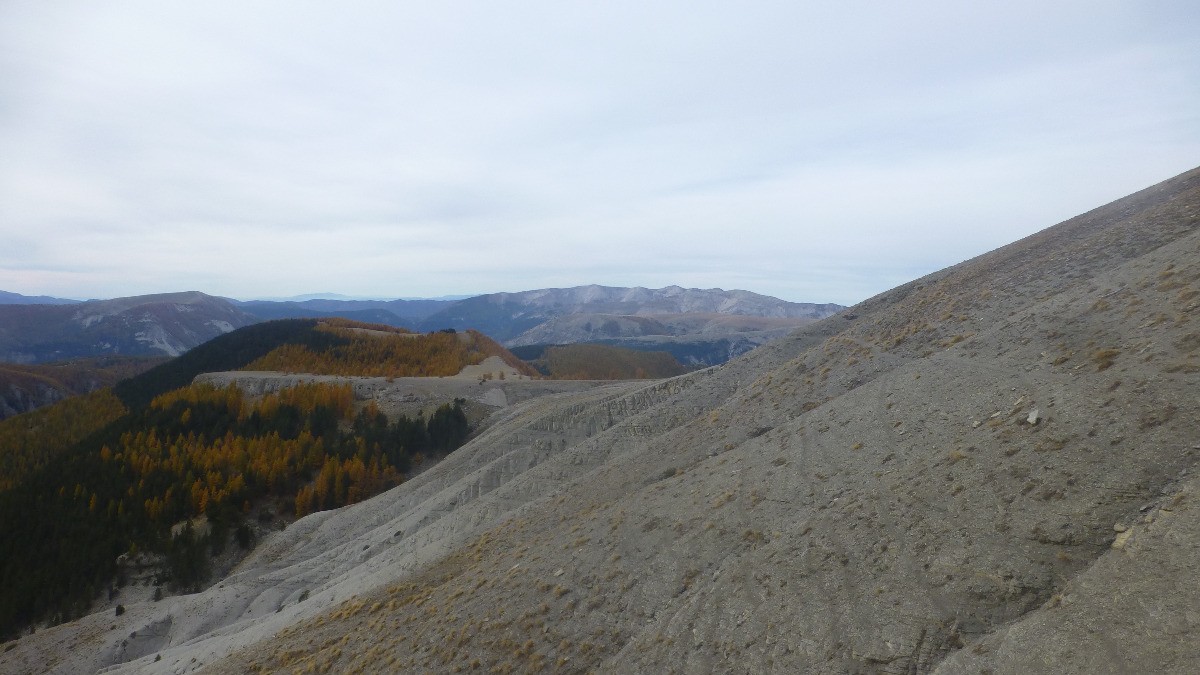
<box><xmin>242</xmin><ymin>318</ymin><xmax>539</xmax><ymax>378</ymax></box>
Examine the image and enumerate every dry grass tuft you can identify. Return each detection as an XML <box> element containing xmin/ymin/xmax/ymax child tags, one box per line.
<box><xmin>1092</xmin><ymin>348</ymin><xmax>1121</xmax><ymax>371</ymax></box>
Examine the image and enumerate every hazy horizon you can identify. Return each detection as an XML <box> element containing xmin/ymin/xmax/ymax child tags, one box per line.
<box><xmin>1</xmin><ymin>285</ymin><xmax>845</xmax><ymax>306</ymax></box>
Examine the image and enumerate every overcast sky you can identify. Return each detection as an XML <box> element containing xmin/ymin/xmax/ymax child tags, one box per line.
<box><xmin>2</xmin><ymin>2</ymin><xmax>1198</xmax><ymax>305</ymax></box>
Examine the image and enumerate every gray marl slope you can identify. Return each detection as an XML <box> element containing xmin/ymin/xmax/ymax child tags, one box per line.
<box><xmin>210</xmin><ymin>166</ymin><xmax>1197</xmax><ymax>673</ymax></box>
<box><xmin>4</xmin><ymin>167</ymin><xmax>1196</xmax><ymax>674</ymax></box>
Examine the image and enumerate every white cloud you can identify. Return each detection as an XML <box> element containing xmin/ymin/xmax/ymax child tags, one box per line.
<box><xmin>1</xmin><ymin>1</ymin><xmax>1198</xmax><ymax>305</ymax></box>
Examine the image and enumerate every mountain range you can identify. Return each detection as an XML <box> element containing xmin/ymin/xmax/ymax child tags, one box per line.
<box><xmin>0</xmin><ymin>292</ymin><xmax>256</xmax><ymax>365</ymax></box>
<box><xmin>233</xmin><ymin>297</ymin><xmax>452</xmax><ymax>325</ymax></box>
<box><xmin>0</xmin><ymin>286</ymin><xmax>842</xmax><ymax>370</ymax></box>
<box><xmin>414</xmin><ymin>285</ymin><xmax>839</xmax><ymax>338</ymax></box>
<box><xmin>0</xmin><ymin>291</ymin><xmax>80</xmax><ymax>306</ymax></box>
<box><xmin>3</xmin><ymin>166</ymin><xmax>1196</xmax><ymax>673</ymax></box>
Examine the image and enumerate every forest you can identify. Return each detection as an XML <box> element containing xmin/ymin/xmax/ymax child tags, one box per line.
<box><xmin>0</xmin><ymin>389</ymin><xmax>126</xmax><ymax>491</ymax></box>
<box><xmin>0</xmin><ymin>319</ymin><xmax>475</xmax><ymax>640</ymax></box>
<box><xmin>243</xmin><ymin>319</ymin><xmax>539</xmax><ymax>378</ymax></box>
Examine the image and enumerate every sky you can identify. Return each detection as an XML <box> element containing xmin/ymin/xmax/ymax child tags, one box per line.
<box><xmin>1</xmin><ymin>2</ymin><xmax>1198</xmax><ymax>306</ymax></box>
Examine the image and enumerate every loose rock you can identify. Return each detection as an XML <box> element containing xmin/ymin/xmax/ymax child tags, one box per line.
<box><xmin>1112</xmin><ymin>530</ymin><xmax>1133</xmax><ymax>550</ymax></box>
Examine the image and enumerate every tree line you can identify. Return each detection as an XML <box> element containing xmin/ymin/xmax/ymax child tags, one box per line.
<box><xmin>244</xmin><ymin>320</ymin><xmax>539</xmax><ymax>379</ymax></box>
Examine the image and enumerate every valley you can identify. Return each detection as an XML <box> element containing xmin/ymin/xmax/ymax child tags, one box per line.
<box><xmin>0</xmin><ymin>357</ymin><xmax>162</xmax><ymax>421</ymax></box>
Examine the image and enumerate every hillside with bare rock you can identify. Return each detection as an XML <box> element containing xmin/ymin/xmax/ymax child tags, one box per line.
<box><xmin>0</xmin><ymin>292</ymin><xmax>256</xmax><ymax>364</ymax></box>
<box><xmin>3</xmin><ymin>166</ymin><xmax>1198</xmax><ymax>674</ymax></box>
<box><xmin>508</xmin><ymin>312</ymin><xmax>824</xmax><ymax>366</ymax></box>
<box><xmin>0</xmin><ymin>357</ymin><xmax>161</xmax><ymax>420</ymax></box>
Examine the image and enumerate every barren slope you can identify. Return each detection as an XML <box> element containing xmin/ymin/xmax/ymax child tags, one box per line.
<box><xmin>3</xmin><ymin>167</ymin><xmax>1197</xmax><ymax>674</ymax></box>
<box><xmin>0</xmin><ymin>292</ymin><xmax>255</xmax><ymax>364</ymax></box>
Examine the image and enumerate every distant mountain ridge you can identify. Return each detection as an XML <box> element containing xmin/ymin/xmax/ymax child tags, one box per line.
<box><xmin>0</xmin><ymin>291</ymin><xmax>257</xmax><ymax>364</ymax></box>
<box><xmin>414</xmin><ymin>285</ymin><xmax>844</xmax><ymax>341</ymax></box>
<box><xmin>234</xmin><ymin>297</ymin><xmax>455</xmax><ymax>325</ymax></box>
<box><xmin>1</xmin><ymin>286</ymin><xmax>843</xmax><ymax>368</ymax></box>
<box><xmin>0</xmin><ymin>290</ymin><xmax>80</xmax><ymax>305</ymax></box>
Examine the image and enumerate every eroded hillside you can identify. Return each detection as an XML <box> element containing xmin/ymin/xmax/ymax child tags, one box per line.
<box><xmin>3</xmin><ymin>167</ymin><xmax>1197</xmax><ymax>674</ymax></box>
<box><xmin>0</xmin><ymin>292</ymin><xmax>255</xmax><ymax>364</ymax></box>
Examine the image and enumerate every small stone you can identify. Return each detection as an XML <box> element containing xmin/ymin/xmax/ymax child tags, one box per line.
<box><xmin>1113</xmin><ymin>523</ymin><xmax>1127</xmax><ymax>532</ymax></box>
<box><xmin>553</xmin><ymin>568</ymin><xmax>564</xmax><ymax>577</ymax></box>
<box><xmin>972</xmin><ymin>421</ymin><xmax>982</xmax><ymax>429</ymax></box>
<box><xmin>1112</xmin><ymin>530</ymin><xmax>1133</xmax><ymax>550</ymax></box>
<box><xmin>1027</xmin><ymin>409</ymin><xmax>1041</xmax><ymax>425</ymax></box>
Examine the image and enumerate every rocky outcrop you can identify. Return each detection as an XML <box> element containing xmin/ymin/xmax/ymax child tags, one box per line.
<box><xmin>0</xmin><ymin>357</ymin><xmax>161</xmax><ymax>420</ymax></box>
<box><xmin>0</xmin><ymin>379</ymin><xmax>68</xmax><ymax>419</ymax></box>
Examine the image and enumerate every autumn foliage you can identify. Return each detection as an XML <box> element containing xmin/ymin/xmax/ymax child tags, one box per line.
<box><xmin>0</xmin><ymin>375</ymin><xmax>470</xmax><ymax>637</ymax></box>
<box><xmin>0</xmin><ymin>389</ymin><xmax>127</xmax><ymax>490</ymax></box>
<box><xmin>0</xmin><ymin>318</ymin><xmax>504</xmax><ymax>637</ymax></box>
<box><xmin>243</xmin><ymin>321</ymin><xmax>539</xmax><ymax>378</ymax></box>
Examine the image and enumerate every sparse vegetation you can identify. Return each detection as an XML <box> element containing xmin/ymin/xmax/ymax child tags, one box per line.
<box><xmin>1138</xmin><ymin>405</ymin><xmax>1178</xmax><ymax>430</ymax></box>
<box><xmin>941</xmin><ymin>333</ymin><xmax>973</xmax><ymax>347</ymax></box>
<box><xmin>1092</xmin><ymin>348</ymin><xmax>1121</xmax><ymax>371</ymax></box>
